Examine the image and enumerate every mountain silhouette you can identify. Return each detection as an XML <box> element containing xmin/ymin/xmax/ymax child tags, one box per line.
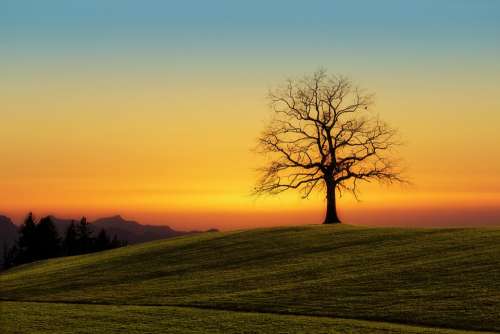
<box><xmin>90</xmin><ymin>215</ymin><xmax>194</xmax><ymax>244</ymax></box>
<box><xmin>1</xmin><ymin>214</ymin><xmax>218</xmax><ymax>254</ymax></box>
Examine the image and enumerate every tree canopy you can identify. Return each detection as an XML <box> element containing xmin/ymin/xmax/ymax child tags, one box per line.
<box><xmin>254</xmin><ymin>70</ymin><xmax>405</xmax><ymax>223</ymax></box>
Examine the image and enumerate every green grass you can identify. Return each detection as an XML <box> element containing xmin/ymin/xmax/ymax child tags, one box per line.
<box><xmin>1</xmin><ymin>225</ymin><xmax>499</xmax><ymax>333</ymax></box>
<box><xmin>1</xmin><ymin>301</ymin><xmax>495</xmax><ymax>334</ymax></box>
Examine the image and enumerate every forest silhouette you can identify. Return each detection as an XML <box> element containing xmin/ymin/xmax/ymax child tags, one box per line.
<box><xmin>2</xmin><ymin>213</ymin><xmax>126</xmax><ymax>270</ymax></box>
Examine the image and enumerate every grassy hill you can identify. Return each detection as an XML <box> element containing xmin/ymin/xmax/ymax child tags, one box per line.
<box><xmin>1</xmin><ymin>225</ymin><xmax>499</xmax><ymax>333</ymax></box>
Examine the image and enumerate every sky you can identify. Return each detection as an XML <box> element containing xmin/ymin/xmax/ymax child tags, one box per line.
<box><xmin>1</xmin><ymin>0</ymin><xmax>499</xmax><ymax>230</ymax></box>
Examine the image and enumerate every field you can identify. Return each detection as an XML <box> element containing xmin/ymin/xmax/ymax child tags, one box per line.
<box><xmin>1</xmin><ymin>225</ymin><xmax>499</xmax><ymax>333</ymax></box>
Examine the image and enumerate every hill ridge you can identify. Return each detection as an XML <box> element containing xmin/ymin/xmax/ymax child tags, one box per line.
<box><xmin>1</xmin><ymin>225</ymin><xmax>499</xmax><ymax>332</ymax></box>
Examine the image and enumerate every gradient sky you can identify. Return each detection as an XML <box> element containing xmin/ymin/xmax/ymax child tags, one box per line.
<box><xmin>1</xmin><ymin>0</ymin><xmax>499</xmax><ymax>229</ymax></box>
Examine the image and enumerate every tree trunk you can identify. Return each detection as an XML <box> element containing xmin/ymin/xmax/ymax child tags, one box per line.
<box><xmin>323</xmin><ymin>178</ymin><xmax>341</xmax><ymax>224</ymax></box>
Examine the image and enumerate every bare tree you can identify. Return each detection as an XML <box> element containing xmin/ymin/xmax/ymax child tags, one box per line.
<box><xmin>254</xmin><ymin>70</ymin><xmax>404</xmax><ymax>224</ymax></box>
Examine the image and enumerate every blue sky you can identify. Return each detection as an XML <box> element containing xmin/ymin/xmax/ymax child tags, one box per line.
<box><xmin>2</xmin><ymin>1</ymin><xmax>499</xmax><ymax>60</ymax></box>
<box><xmin>2</xmin><ymin>1</ymin><xmax>499</xmax><ymax>92</ymax></box>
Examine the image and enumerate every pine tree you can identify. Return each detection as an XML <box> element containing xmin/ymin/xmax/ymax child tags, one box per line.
<box><xmin>77</xmin><ymin>216</ymin><xmax>93</xmax><ymax>254</ymax></box>
<box><xmin>63</xmin><ymin>221</ymin><xmax>78</xmax><ymax>256</ymax></box>
<box><xmin>36</xmin><ymin>216</ymin><xmax>61</xmax><ymax>259</ymax></box>
<box><xmin>95</xmin><ymin>229</ymin><xmax>111</xmax><ymax>251</ymax></box>
<box><xmin>17</xmin><ymin>212</ymin><xmax>37</xmax><ymax>263</ymax></box>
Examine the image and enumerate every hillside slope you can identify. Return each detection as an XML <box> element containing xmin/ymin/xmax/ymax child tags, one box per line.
<box><xmin>1</xmin><ymin>225</ymin><xmax>499</xmax><ymax>332</ymax></box>
<box><xmin>1</xmin><ymin>301</ymin><xmax>493</xmax><ymax>334</ymax></box>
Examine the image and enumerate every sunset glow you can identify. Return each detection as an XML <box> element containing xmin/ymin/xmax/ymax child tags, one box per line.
<box><xmin>1</xmin><ymin>1</ymin><xmax>499</xmax><ymax>229</ymax></box>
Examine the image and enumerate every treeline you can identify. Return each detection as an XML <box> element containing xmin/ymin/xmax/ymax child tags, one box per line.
<box><xmin>2</xmin><ymin>213</ymin><xmax>126</xmax><ymax>270</ymax></box>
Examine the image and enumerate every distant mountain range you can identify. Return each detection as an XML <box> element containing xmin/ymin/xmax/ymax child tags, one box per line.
<box><xmin>0</xmin><ymin>214</ymin><xmax>217</xmax><ymax>259</ymax></box>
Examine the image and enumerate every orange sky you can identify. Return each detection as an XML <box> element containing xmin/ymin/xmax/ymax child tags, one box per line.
<box><xmin>1</xmin><ymin>1</ymin><xmax>499</xmax><ymax>229</ymax></box>
<box><xmin>2</xmin><ymin>72</ymin><xmax>499</xmax><ymax>229</ymax></box>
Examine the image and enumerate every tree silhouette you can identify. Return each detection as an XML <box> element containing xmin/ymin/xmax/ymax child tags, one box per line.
<box><xmin>254</xmin><ymin>70</ymin><xmax>404</xmax><ymax>224</ymax></box>
<box><xmin>63</xmin><ymin>221</ymin><xmax>78</xmax><ymax>256</ymax></box>
<box><xmin>76</xmin><ymin>217</ymin><xmax>93</xmax><ymax>254</ymax></box>
<box><xmin>95</xmin><ymin>229</ymin><xmax>111</xmax><ymax>251</ymax></box>
<box><xmin>17</xmin><ymin>212</ymin><xmax>37</xmax><ymax>263</ymax></box>
<box><xmin>35</xmin><ymin>216</ymin><xmax>61</xmax><ymax>259</ymax></box>
<box><xmin>1</xmin><ymin>213</ymin><xmax>127</xmax><ymax>271</ymax></box>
